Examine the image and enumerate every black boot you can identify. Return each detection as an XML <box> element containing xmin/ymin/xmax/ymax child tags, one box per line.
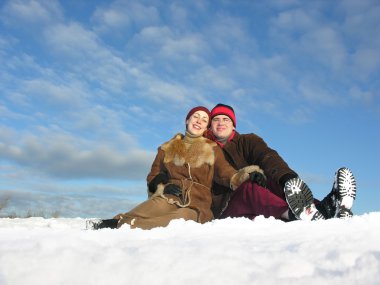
<box><xmin>316</xmin><ymin>167</ymin><xmax>357</xmax><ymax>219</ymax></box>
<box><xmin>86</xmin><ymin>218</ymin><xmax>118</xmax><ymax>230</ymax></box>
<box><xmin>316</xmin><ymin>189</ymin><xmax>337</xmax><ymax>219</ymax></box>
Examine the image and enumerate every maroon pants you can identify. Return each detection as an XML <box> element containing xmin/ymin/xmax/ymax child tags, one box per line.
<box><xmin>220</xmin><ymin>180</ymin><xmax>289</xmax><ymax>220</ymax></box>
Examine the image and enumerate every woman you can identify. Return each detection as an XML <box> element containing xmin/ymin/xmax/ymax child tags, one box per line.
<box><xmin>87</xmin><ymin>106</ymin><xmax>261</xmax><ymax>230</ymax></box>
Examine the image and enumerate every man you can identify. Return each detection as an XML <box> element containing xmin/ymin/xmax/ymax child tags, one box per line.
<box><xmin>206</xmin><ymin>103</ymin><xmax>357</xmax><ymax>221</ymax></box>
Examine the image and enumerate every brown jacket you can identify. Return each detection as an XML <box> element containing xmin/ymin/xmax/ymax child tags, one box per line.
<box><xmin>210</xmin><ymin>131</ymin><xmax>297</xmax><ymax>217</ymax></box>
<box><xmin>147</xmin><ymin>133</ymin><xmax>256</xmax><ymax>223</ymax></box>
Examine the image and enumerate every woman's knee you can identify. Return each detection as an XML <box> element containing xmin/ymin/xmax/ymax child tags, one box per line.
<box><xmin>177</xmin><ymin>208</ymin><xmax>198</xmax><ymax>221</ymax></box>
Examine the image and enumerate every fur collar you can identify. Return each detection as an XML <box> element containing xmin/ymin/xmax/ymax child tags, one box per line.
<box><xmin>161</xmin><ymin>133</ymin><xmax>216</xmax><ymax>167</ymax></box>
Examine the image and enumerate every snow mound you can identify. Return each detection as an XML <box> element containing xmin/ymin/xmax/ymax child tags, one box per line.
<box><xmin>1</xmin><ymin>213</ymin><xmax>380</xmax><ymax>285</ymax></box>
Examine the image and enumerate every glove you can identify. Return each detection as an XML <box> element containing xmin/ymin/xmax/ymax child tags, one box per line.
<box><xmin>230</xmin><ymin>165</ymin><xmax>266</xmax><ymax>190</ymax></box>
<box><xmin>249</xmin><ymin>171</ymin><xmax>267</xmax><ymax>188</ymax></box>
<box><xmin>163</xmin><ymin>184</ymin><xmax>182</xmax><ymax>197</ymax></box>
<box><xmin>148</xmin><ymin>172</ymin><xmax>169</xmax><ymax>193</ymax></box>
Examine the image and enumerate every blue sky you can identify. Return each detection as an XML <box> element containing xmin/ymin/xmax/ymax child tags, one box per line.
<box><xmin>0</xmin><ymin>0</ymin><xmax>379</xmax><ymax>218</ymax></box>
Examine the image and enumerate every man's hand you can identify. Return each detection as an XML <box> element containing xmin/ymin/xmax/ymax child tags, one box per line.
<box><xmin>250</xmin><ymin>171</ymin><xmax>267</xmax><ymax>188</ymax></box>
<box><xmin>230</xmin><ymin>165</ymin><xmax>266</xmax><ymax>190</ymax></box>
<box><xmin>148</xmin><ymin>172</ymin><xmax>169</xmax><ymax>193</ymax></box>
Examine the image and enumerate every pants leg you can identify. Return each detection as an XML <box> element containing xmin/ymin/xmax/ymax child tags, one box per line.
<box><xmin>220</xmin><ymin>181</ymin><xmax>289</xmax><ymax>220</ymax></box>
<box><xmin>114</xmin><ymin>195</ymin><xmax>198</xmax><ymax>230</ymax></box>
<box><xmin>266</xmin><ymin>178</ymin><xmax>286</xmax><ymax>200</ymax></box>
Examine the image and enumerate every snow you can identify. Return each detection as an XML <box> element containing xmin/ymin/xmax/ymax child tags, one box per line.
<box><xmin>1</xmin><ymin>213</ymin><xmax>380</xmax><ymax>285</ymax></box>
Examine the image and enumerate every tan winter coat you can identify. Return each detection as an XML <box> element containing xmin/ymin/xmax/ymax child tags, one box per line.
<box><xmin>147</xmin><ymin>133</ymin><xmax>258</xmax><ymax>223</ymax></box>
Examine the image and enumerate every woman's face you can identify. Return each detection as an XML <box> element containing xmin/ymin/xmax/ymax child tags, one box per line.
<box><xmin>186</xmin><ymin>110</ymin><xmax>209</xmax><ymax>136</ymax></box>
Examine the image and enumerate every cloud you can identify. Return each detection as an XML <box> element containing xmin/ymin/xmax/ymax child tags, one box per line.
<box><xmin>44</xmin><ymin>22</ymin><xmax>105</xmax><ymax>59</ymax></box>
<box><xmin>349</xmin><ymin>86</ymin><xmax>375</xmax><ymax>104</ymax></box>
<box><xmin>0</xmin><ymin>189</ymin><xmax>142</xmax><ymax>218</ymax></box>
<box><xmin>296</xmin><ymin>78</ymin><xmax>337</xmax><ymax>105</ymax></box>
<box><xmin>0</xmin><ymin>0</ymin><xmax>63</xmax><ymax>26</ymax></box>
<box><xmin>191</xmin><ymin>65</ymin><xmax>236</xmax><ymax>90</ymax></box>
<box><xmin>129</xmin><ymin>25</ymin><xmax>208</xmax><ymax>66</ymax></box>
<box><xmin>272</xmin><ymin>7</ymin><xmax>348</xmax><ymax>70</ymax></box>
<box><xmin>303</xmin><ymin>27</ymin><xmax>347</xmax><ymax>70</ymax></box>
<box><xmin>0</xmin><ymin>104</ymin><xmax>29</xmax><ymax>121</ymax></box>
<box><xmin>285</xmin><ymin>106</ymin><xmax>314</xmax><ymax>124</ymax></box>
<box><xmin>161</xmin><ymin>33</ymin><xmax>206</xmax><ymax>60</ymax></box>
<box><xmin>92</xmin><ymin>0</ymin><xmax>160</xmax><ymax>33</ymax></box>
<box><xmin>93</xmin><ymin>5</ymin><xmax>132</xmax><ymax>31</ymax></box>
<box><xmin>42</xmin><ymin>21</ymin><xmax>196</xmax><ymax>105</ymax></box>
<box><xmin>351</xmin><ymin>48</ymin><xmax>380</xmax><ymax>80</ymax></box>
<box><xmin>0</xmin><ymin>128</ymin><xmax>155</xmax><ymax>180</ymax></box>
<box><xmin>144</xmin><ymin>78</ymin><xmax>194</xmax><ymax>104</ymax></box>
<box><xmin>22</xmin><ymin>79</ymin><xmax>87</xmax><ymax>109</ymax></box>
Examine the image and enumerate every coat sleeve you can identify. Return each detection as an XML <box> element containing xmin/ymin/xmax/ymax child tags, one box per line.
<box><xmin>212</xmin><ymin>146</ymin><xmax>238</xmax><ymax>188</ymax></box>
<box><xmin>213</xmin><ymin>145</ymin><xmax>266</xmax><ymax>191</ymax></box>
<box><xmin>241</xmin><ymin>134</ymin><xmax>297</xmax><ymax>184</ymax></box>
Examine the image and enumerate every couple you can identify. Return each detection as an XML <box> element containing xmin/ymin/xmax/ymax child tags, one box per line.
<box><xmin>87</xmin><ymin>104</ymin><xmax>357</xmax><ymax>230</ymax></box>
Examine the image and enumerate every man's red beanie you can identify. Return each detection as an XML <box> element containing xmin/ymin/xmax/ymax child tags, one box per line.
<box><xmin>210</xmin><ymin>104</ymin><xmax>236</xmax><ymax>127</ymax></box>
<box><xmin>186</xmin><ymin>106</ymin><xmax>211</xmax><ymax>126</ymax></box>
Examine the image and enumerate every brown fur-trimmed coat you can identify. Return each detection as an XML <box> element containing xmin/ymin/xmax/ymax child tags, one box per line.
<box><xmin>206</xmin><ymin>131</ymin><xmax>297</xmax><ymax>218</ymax></box>
<box><xmin>147</xmin><ymin>133</ymin><xmax>259</xmax><ymax>224</ymax></box>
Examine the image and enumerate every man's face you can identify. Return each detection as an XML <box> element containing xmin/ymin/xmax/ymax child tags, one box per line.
<box><xmin>210</xmin><ymin>114</ymin><xmax>235</xmax><ymax>140</ymax></box>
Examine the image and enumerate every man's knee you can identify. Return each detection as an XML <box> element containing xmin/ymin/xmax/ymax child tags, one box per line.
<box><xmin>233</xmin><ymin>180</ymin><xmax>255</xmax><ymax>196</ymax></box>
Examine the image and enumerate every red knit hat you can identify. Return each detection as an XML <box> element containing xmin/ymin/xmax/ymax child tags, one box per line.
<box><xmin>186</xmin><ymin>106</ymin><xmax>211</xmax><ymax>126</ymax></box>
<box><xmin>211</xmin><ymin>103</ymin><xmax>236</xmax><ymax>127</ymax></box>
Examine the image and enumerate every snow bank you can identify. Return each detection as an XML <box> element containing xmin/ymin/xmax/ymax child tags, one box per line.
<box><xmin>1</xmin><ymin>213</ymin><xmax>380</xmax><ymax>285</ymax></box>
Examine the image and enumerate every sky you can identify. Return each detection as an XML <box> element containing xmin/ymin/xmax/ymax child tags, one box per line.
<box><xmin>1</xmin><ymin>213</ymin><xmax>380</xmax><ymax>284</ymax></box>
<box><xmin>0</xmin><ymin>0</ymin><xmax>379</xmax><ymax>218</ymax></box>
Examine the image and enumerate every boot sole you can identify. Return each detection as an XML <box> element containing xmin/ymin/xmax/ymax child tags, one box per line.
<box><xmin>284</xmin><ymin>178</ymin><xmax>322</xmax><ymax>220</ymax></box>
<box><xmin>336</xmin><ymin>167</ymin><xmax>357</xmax><ymax>210</ymax></box>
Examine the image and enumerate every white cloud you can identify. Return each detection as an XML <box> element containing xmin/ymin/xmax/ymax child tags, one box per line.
<box><xmin>160</xmin><ymin>33</ymin><xmax>206</xmax><ymax>59</ymax></box>
<box><xmin>273</xmin><ymin>7</ymin><xmax>316</xmax><ymax>32</ymax></box>
<box><xmin>44</xmin><ymin>22</ymin><xmax>101</xmax><ymax>58</ymax></box>
<box><xmin>297</xmin><ymin>78</ymin><xmax>337</xmax><ymax>105</ymax></box>
<box><xmin>22</xmin><ymin>79</ymin><xmax>87</xmax><ymax>108</ymax></box>
<box><xmin>0</xmin><ymin>129</ymin><xmax>155</xmax><ymax>180</ymax></box>
<box><xmin>302</xmin><ymin>27</ymin><xmax>347</xmax><ymax>70</ymax></box>
<box><xmin>0</xmin><ymin>189</ymin><xmax>142</xmax><ymax>218</ymax></box>
<box><xmin>136</xmin><ymin>26</ymin><xmax>172</xmax><ymax>43</ymax></box>
<box><xmin>92</xmin><ymin>0</ymin><xmax>160</xmax><ymax>33</ymax></box>
<box><xmin>206</xmin><ymin>14</ymin><xmax>256</xmax><ymax>54</ymax></box>
<box><xmin>191</xmin><ymin>65</ymin><xmax>236</xmax><ymax>90</ymax></box>
<box><xmin>0</xmin><ymin>0</ymin><xmax>63</xmax><ymax>26</ymax></box>
<box><xmin>144</xmin><ymin>77</ymin><xmax>193</xmax><ymax>104</ymax></box>
<box><xmin>349</xmin><ymin>86</ymin><xmax>374</xmax><ymax>104</ymax></box>
<box><xmin>0</xmin><ymin>104</ymin><xmax>29</xmax><ymax>121</ymax></box>
<box><xmin>93</xmin><ymin>6</ymin><xmax>131</xmax><ymax>30</ymax></box>
<box><xmin>168</xmin><ymin>2</ymin><xmax>191</xmax><ymax>25</ymax></box>
<box><xmin>351</xmin><ymin>48</ymin><xmax>380</xmax><ymax>80</ymax></box>
<box><xmin>259</xmin><ymin>55</ymin><xmax>293</xmax><ymax>89</ymax></box>
<box><xmin>131</xmin><ymin>25</ymin><xmax>208</xmax><ymax>64</ymax></box>
<box><xmin>43</xmin><ymin>22</ymin><xmax>141</xmax><ymax>94</ymax></box>
<box><xmin>284</xmin><ymin>106</ymin><xmax>314</xmax><ymax>124</ymax></box>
